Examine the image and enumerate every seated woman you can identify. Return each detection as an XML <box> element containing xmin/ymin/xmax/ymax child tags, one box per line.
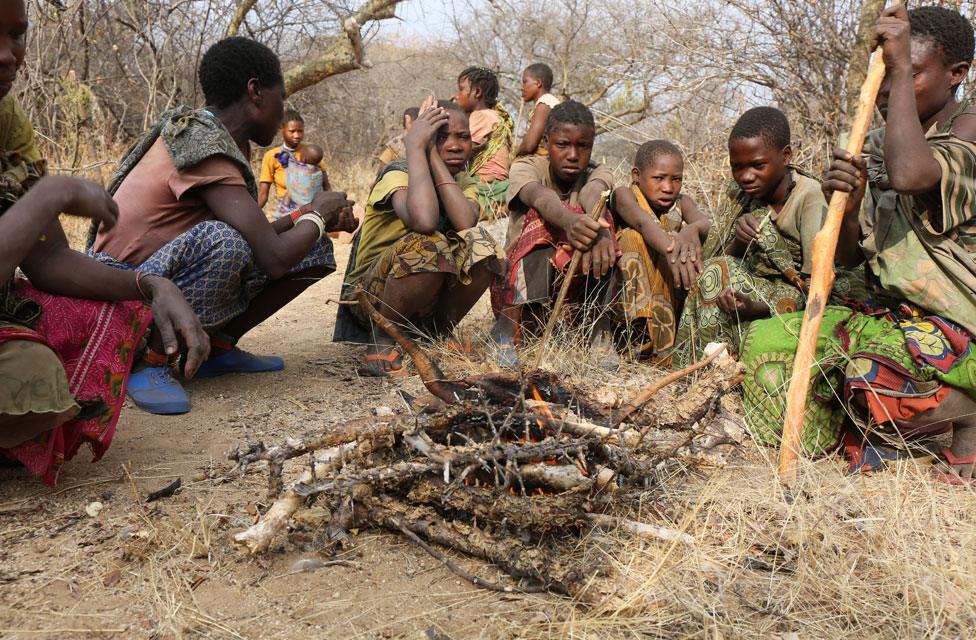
<box><xmin>90</xmin><ymin>37</ymin><xmax>357</xmax><ymax>414</ymax></box>
<box><xmin>335</xmin><ymin>97</ymin><xmax>499</xmax><ymax>376</ymax></box>
<box><xmin>0</xmin><ymin>0</ymin><xmax>207</xmax><ymax>483</ymax></box>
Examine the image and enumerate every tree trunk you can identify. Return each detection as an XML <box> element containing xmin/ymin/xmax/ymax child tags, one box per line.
<box><xmin>845</xmin><ymin>0</ymin><xmax>886</xmax><ymax>116</ymax></box>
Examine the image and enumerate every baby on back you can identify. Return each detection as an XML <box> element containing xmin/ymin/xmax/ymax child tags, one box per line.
<box><xmin>276</xmin><ymin>144</ymin><xmax>325</xmax><ymax>218</ymax></box>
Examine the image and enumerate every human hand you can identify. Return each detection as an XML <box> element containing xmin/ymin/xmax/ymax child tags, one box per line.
<box><xmin>734</xmin><ymin>213</ymin><xmax>763</xmax><ymax>245</ymax></box>
<box><xmin>309</xmin><ymin>190</ymin><xmax>354</xmax><ymax>229</ymax></box>
<box><xmin>872</xmin><ymin>5</ymin><xmax>912</xmax><ymax>72</ymax></box>
<box><xmin>823</xmin><ymin>147</ymin><xmax>867</xmax><ymax>217</ymax></box>
<box><xmin>715</xmin><ymin>288</ymin><xmax>766</xmax><ymax>320</ymax></box>
<box><xmin>143</xmin><ymin>275</ymin><xmax>210</xmax><ymax>378</ymax></box>
<box><xmin>565</xmin><ymin>214</ymin><xmax>610</xmax><ymax>251</ymax></box>
<box><xmin>666</xmin><ymin>228</ymin><xmax>703</xmax><ymax>289</ymax></box>
<box><xmin>44</xmin><ymin>175</ymin><xmax>120</xmax><ymax>230</ymax></box>
<box><xmin>405</xmin><ymin>96</ymin><xmax>449</xmax><ymax>151</ymax></box>
<box><xmin>580</xmin><ymin>231</ymin><xmax>615</xmax><ymax>279</ymax></box>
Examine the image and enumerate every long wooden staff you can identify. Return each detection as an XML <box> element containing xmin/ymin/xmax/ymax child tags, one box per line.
<box><xmin>778</xmin><ymin>9</ymin><xmax>892</xmax><ymax>481</ymax></box>
<box><xmin>531</xmin><ymin>189</ymin><xmax>611</xmax><ymax>370</ymax></box>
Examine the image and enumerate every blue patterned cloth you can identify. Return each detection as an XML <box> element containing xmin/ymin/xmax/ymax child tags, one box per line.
<box><xmin>93</xmin><ymin>220</ymin><xmax>335</xmax><ymax>330</ymax></box>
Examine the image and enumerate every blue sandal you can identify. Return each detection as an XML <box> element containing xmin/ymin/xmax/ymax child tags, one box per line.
<box><xmin>194</xmin><ymin>347</ymin><xmax>284</xmax><ymax>379</ymax></box>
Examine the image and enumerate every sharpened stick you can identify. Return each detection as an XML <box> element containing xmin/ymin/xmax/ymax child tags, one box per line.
<box><xmin>531</xmin><ymin>189</ymin><xmax>611</xmax><ymax>370</ymax></box>
<box><xmin>778</xmin><ymin>11</ymin><xmax>892</xmax><ymax>482</ymax></box>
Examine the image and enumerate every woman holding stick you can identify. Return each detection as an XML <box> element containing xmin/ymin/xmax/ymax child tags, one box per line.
<box><xmin>742</xmin><ymin>5</ymin><xmax>976</xmax><ymax>484</ymax></box>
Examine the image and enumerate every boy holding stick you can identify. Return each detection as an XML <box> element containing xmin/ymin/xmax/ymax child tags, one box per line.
<box><xmin>491</xmin><ymin>101</ymin><xmax>620</xmax><ymax>368</ymax></box>
<box><xmin>743</xmin><ymin>5</ymin><xmax>976</xmax><ymax>483</ymax></box>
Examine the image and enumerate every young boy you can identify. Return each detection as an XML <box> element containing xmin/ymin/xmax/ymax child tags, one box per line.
<box><xmin>742</xmin><ymin>6</ymin><xmax>976</xmax><ymax>481</ymax></box>
<box><xmin>455</xmin><ymin>67</ymin><xmax>513</xmax><ymax>216</ymax></box>
<box><xmin>610</xmin><ymin>140</ymin><xmax>709</xmax><ymax>361</ymax></box>
<box><xmin>257</xmin><ymin>109</ymin><xmax>330</xmax><ymax>208</ymax></box>
<box><xmin>516</xmin><ymin>63</ymin><xmax>561</xmax><ymax>157</ymax></box>
<box><xmin>274</xmin><ymin>144</ymin><xmax>325</xmax><ymax>218</ymax></box>
<box><xmin>672</xmin><ymin>106</ymin><xmax>862</xmax><ymax>366</ymax></box>
<box><xmin>336</xmin><ymin>98</ymin><xmax>500</xmax><ymax>376</ymax></box>
<box><xmin>492</xmin><ymin>100</ymin><xmax>619</xmax><ymax>368</ymax></box>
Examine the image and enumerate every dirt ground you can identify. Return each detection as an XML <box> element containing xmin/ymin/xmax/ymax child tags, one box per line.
<box><xmin>0</xmin><ymin>243</ymin><xmax>551</xmax><ymax>639</ymax></box>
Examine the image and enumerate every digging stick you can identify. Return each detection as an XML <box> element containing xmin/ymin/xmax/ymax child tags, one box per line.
<box><xmin>778</xmin><ymin>13</ymin><xmax>892</xmax><ymax>482</ymax></box>
<box><xmin>531</xmin><ymin>189</ymin><xmax>611</xmax><ymax>370</ymax></box>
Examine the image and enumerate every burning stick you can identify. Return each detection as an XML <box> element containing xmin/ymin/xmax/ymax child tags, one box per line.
<box><xmin>531</xmin><ymin>189</ymin><xmax>612</xmax><ymax>371</ymax></box>
<box><xmin>355</xmin><ymin>288</ymin><xmax>466</xmax><ymax>403</ymax></box>
<box><xmin>778</xmin><ymin>5</ymin><xmax>894</xmax><ymax>482</ymax></box>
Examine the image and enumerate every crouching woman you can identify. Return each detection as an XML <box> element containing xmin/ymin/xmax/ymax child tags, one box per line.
<box><xmin>336</xmin><ymin>98</ymin><xmax>500</xmax><ymax>375</ymax></box>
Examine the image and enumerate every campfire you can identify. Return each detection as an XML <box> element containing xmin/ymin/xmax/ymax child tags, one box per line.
<box><xmin>228</xmin><ymin>291</ymin><xmax>745</xmax><ymax>596</ymax></box>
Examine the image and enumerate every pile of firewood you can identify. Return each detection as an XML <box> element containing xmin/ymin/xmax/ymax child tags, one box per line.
<box><xmin>228</xmin><ymin>292</ymin><xmax>745</xmax><ymax>596</ymax></box>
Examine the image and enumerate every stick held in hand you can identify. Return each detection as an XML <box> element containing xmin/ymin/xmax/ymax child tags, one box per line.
<box><xmin>778</xmin><ymin>8</ymin><xmax>894</xmax><ymax>482</ymax></box>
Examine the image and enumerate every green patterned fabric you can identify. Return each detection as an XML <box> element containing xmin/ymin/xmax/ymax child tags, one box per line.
<box><xmin>859</xmin><ymin>100</ymin><xmax>976</xmax><ymax>335</ymax></box>
<box><xmin>743</xmin><ymin>307</ymin><xmax>976</xmax><ymax>456</ymax></box>
<box><xmin>741</xmin><ymin>307</ymin><xmax>853</xmax><ymax>454</ymax></box>
<box><xmin>85</xmin><ymin>106</ymin><xmax>257</xmax><ymax>250</ymax></box>
<box><xmin>673</xmin><ymin>171</ymin><xmax>865</xmax><ymax>366</ymax></box>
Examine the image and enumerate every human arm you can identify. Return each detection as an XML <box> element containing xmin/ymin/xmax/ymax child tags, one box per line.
<box><xmin>612</xmin><ymin>186</ymin><xmax>698</xmax><ymax>288</ymax></box>
<box><xmin>199</xmin><ymin>182</ymin><xmax>352</xmax><ymax>279</ymax></box>
<box><xmin>257</xmin><ymin>182</ymin><xmax>271</xmax><ymax>208</ymax></box>
<box><xmin>12</xmin><ymin>177</ymin><xmax>209</xmax><ymax>375</ymax></box>
<box><xmin>515</xmin><ymin>103</ymin><xmax>550</xmax><ymax>157</ymax></box>
<box><xmin>429</xmin><ymin>145</ymin><xmax>478</xmax><ymax>231</ymax></box>
<box><xmin>715</xmin><ymin>288</ymin><xmax>771</xmax><ymax>320</ymax></box>
<box><xmin>257</xmin><ymin>150</ymin><xmax>276</xmax><ymax>208</ymax></box>
<box><xmin>678</xmin><ymin>194</ymin><xmax>710</xmax><ymax>241</ymax></box>
<box><xmin>725</xmin><ymin>214</ymin><xmax>761</xmax><ymax>259</ymax></box>
<box><xmin>873</xmin><ymin>5</ymin><xmax>942</xmax><ymax>194</ymax></box>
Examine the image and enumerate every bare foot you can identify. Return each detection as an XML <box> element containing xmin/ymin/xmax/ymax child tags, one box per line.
<box><xmin>362</xmin><ymin>340</ymin><xmax>406</xmax><ymax>377</ymax></box>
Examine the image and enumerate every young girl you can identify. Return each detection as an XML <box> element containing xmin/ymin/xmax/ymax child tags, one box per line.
<box><xmin>454</xmin><ymin>67</ymin><xmax>514</xmax><ymax>217</ymax></box>
<box><xmin>610</xmin><ymin>140</ymin><xmax>709</xmax><ymax>362</ymax></box>
<box><xmin>337</xmin><ymin>97</ymin><xmax>500</xmax><ymax>376</ymax></box>
<box><xmin>516</xmin><ymin>63</ymin><xmax>561</xmax><ymax>157</ymax></box>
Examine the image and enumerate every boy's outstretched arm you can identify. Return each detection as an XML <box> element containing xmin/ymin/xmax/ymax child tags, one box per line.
<box><xmin>516</xmin><ymin>105</ymin><xmax>550</xmax><ymax>157</ymax></box>
<box><xmin>875</xmin><ymin>5</ymin><xmax>942</xmax><ymax>194</ymax></box>
<box><xmin>613</xmin><ymin>186</ymin><xmax>672</xmax><ymax>253</ymax></box>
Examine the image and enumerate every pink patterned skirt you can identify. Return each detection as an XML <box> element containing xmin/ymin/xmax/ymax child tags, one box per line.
<box><xmin>0</xmin><ymin>280</ymin><xmax>150</xmax><ymax>484</ymax></box>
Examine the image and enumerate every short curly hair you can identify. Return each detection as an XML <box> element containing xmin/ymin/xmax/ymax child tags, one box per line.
<box><xmin>729</xmin><ymin>106</ymin><xmax>791</xmax><ymax>150</ymax></box>
<box><xmin>458</xmin><ymin>66</ymin><xmax>500</xmax><ymax>107</ymax></box>
<box><xmin>524</xmin><ymin>63</ymin><xmax>554</xmax><ymax>91</ymax></box>
<box><xmin>199</xmin><ymin>37</ymin><xmax>284</xmax><ymax>109</ymax></box>
<box><xmin>909</xmin><ymin>6</ymin><xmax>975</xmax><ymax>69</ymax></box>
<box><xmin>545</xmin><ymin>100</ymin><xmax>595</xmax><ymax>135</ymax></box>
<box><xmin>634</xmin><ymin>139</ymin><xmax>683</xmax><ymax>171</ymax></box>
